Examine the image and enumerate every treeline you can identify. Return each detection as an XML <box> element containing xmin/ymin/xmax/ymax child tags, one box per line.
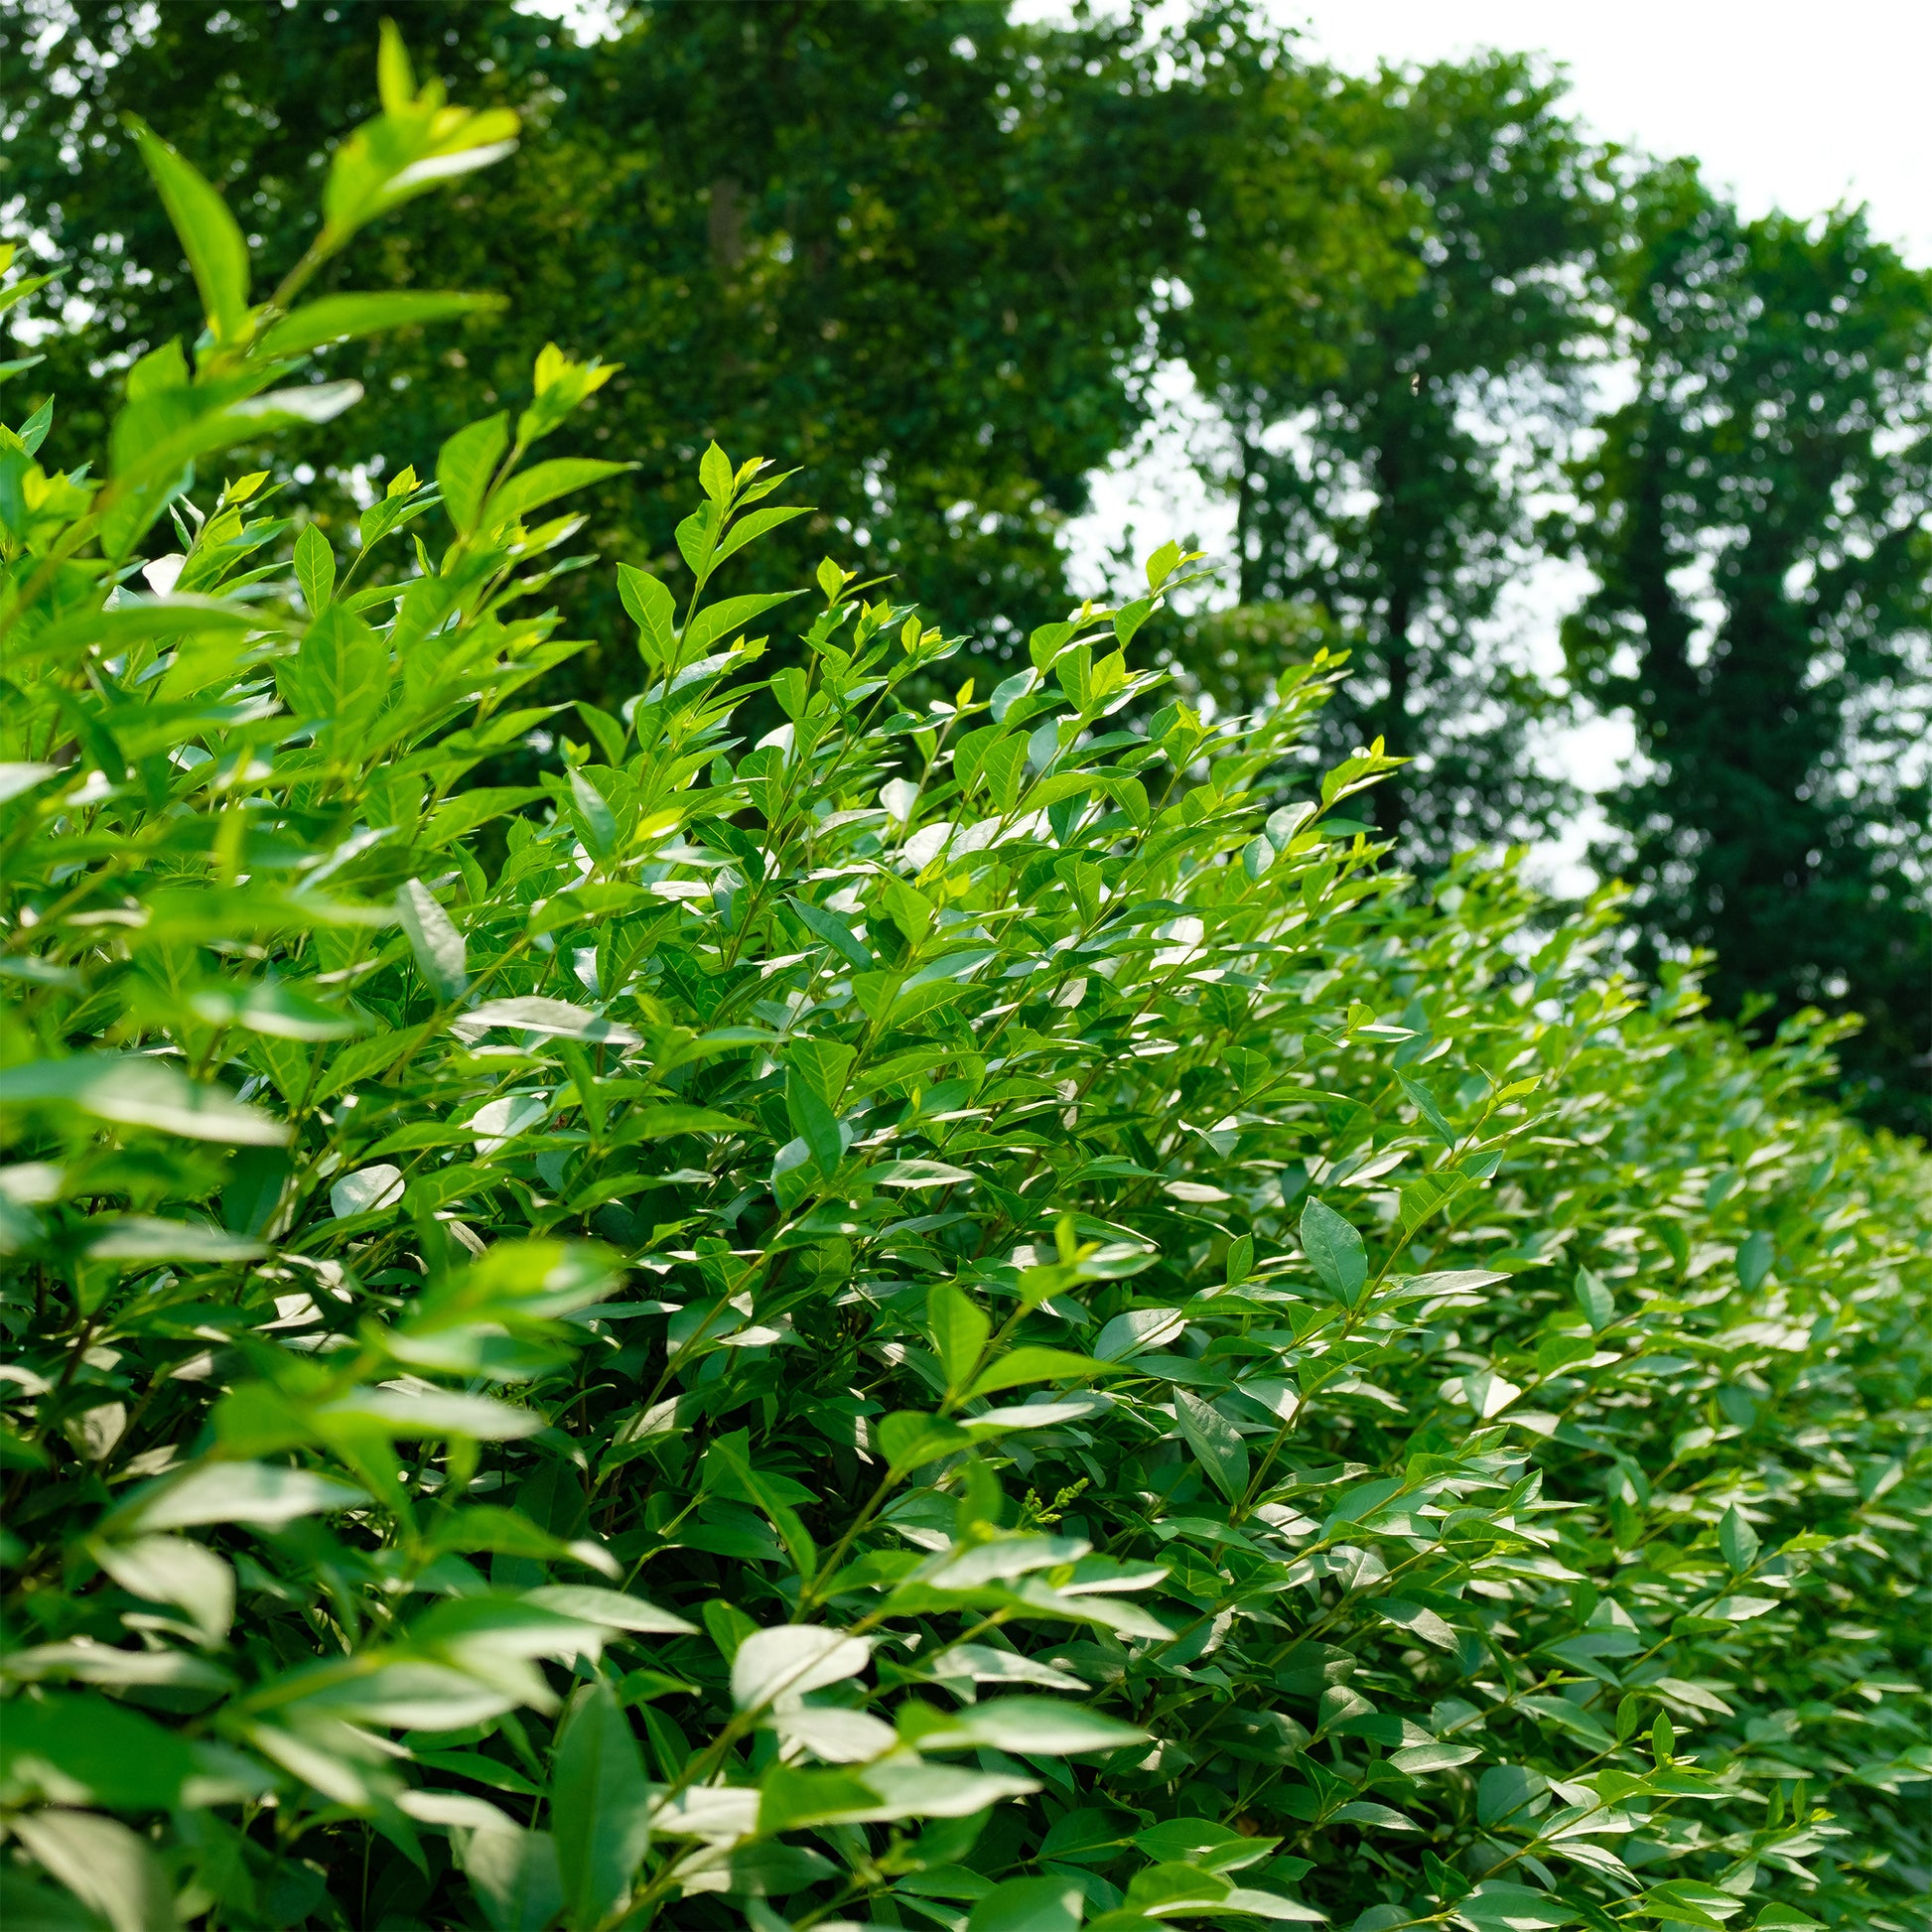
<box><xmin>3</xmin><ymin>0</ymin><xmax>1926</xmax><ymax>1134</ymax></box>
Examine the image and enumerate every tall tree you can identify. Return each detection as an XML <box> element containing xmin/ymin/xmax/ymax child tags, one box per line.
<box><xmin>1168</xmin><ymin>54</ymin><xmax>1619</xmax><ymax>861</ymax></box>
<box><xmin>1566</xmin><ymin>166</ymin><xmax>1932</xmax><ymax>1136</ymax></box>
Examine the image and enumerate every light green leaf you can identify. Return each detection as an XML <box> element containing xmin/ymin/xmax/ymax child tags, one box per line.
<box><xmin>731</xmin><ymin>1625</ymin><xmax>872</xmax><ymax>1712</ymax></box>
<box><xmin>551</xmin><ymin>1681</ymin><xmax>651</xmax><ymax>1932</ymax></box>
<box><xmin>491</xmin><ymin>458</ymin><xmax>634</xmax><ymax>526</ymax></box>
<box><xmin>85</xmin><ymin>1216</ymin><xmax>265</xmax><ymax>1263</ymax></box>
<box><xmin>294</xmin><ymin>522</ymin><xmax>335</xmax><ymax>614</ymax></box>
<box><xmin>11</xmin><ymin>1808</ymin><xmax>177</xmax><ymax>1932</ymax></box>
<box><xmin>127</xmin><ymin>117</ymin><xmax>250</xmax><ymax>345</ymax></box>
<box><xmin>258</xmin><ymin>290</ymin><xmax>502</xmax><ymax>358</ymax></box>
<box><xmin>618</xmin><ymin>562</ymin><xmax>677</xmax><ymax>667</ymax></box>
<box><xmin>117</xmin><ymin>1460</ymin><xmax>365</xmax><ymax>1533</ymax></box>
<box><xmin>0</xmin><ymin>1055</ymin><xmax>288</xmax><ymax>1145</ymax></box>
<box><xmin>318</xmin><ymin>1388</ymin><xmax>542</xmax><ymax>1440</ymax></box>
<box><xmin>456</xmin><ymin>997</ymin><xmax>641</xmax><ymax>1045</ymax></box>
<box><xmin>522</xmin><ymin>1587</ymin><xmax>696</xmax><ymax>1635</ymax></box>
<box><xmin>396</xmin><ymin>880</ymin><xmax>469</xmax><ymax>1002</ymax></box>
<box><xmin>909</xmin><ymin>1697</ymin><xmax>1147</xmax><ymax>1756</ymax></box>
<box><xmin>91</xmin><ymin>1535</ymin><xmax>235</xmax><ymax>1645</ymax></box>
<box><xmin>438</xmin><ymin>411</ymin><xmax>509</xmax><ymax>535</ymax></box>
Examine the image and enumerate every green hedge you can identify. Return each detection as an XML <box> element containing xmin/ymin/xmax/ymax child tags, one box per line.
<box><xmin>2</xmin><ymin>34</ymin><xmax>1928</xmax><ymax>1932</ymax></box>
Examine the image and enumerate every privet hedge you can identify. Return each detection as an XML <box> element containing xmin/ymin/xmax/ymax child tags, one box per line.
<box><xmin>2</xmin><ymin>34</ymin><xmax>1929</xmax><ymax>1932</ymax></box>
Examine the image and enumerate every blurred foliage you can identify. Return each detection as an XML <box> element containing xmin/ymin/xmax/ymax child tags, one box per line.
<box><xmin>1166</xmin><ymin>53</ymin><xmax>1617</xmax><ymax>864</ymax></box>
<box><xmin>1563</xmin><ymin>167</ymin><xmax>1932</xmax><ymax>1139</ymax></box>
<box><xmin>1</xmin><ymin>0</ymin><xmax>1924</xmax><ymax>1137</ymax></box>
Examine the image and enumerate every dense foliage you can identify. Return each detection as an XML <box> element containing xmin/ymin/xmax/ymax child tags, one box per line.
<box><xmin>1563</xmin><ymin>167</ymin><xmax>1932</xmax><ymax>1138</ymax></box>
<box><xmin>8</xmin><ymin>0</ymin><xmax>1924</xmax><ymax>1134</ymax></box>
<box><xmin>4</xmin><ymin>34</ymin><xmax>1931</xmax><ymax>1932</ymax></box>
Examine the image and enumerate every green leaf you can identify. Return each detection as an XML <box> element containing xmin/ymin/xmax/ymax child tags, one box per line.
<box><xmin>878</xmin><ymin>1411</ymin><xmax>974</xmax><ymax>1474</ymax></box>
<box><xmin>0</xmin><ymin>1055</ymin><xmax>289</xmax><ymax>1145</ymax></box>
<box><xmin>699</xmin><ymin>441</ymin><xmax>734</xmax><ymax>502</ymax></box>
<box><xmin>569</xmin><ymin>766</ymin><xmax>620</xmax><ymax>860</ymax></box>
<box><xmin>10</xmin><ymin>1809</ymin><xmax>178</xmax><ymax>1932</ymax></box>
<box><xmin>785</xmin><ymin>1065</ymin><xmax>845</xmax><ymax>1174</ymax></box>
<box><xmin>967</xmin><ymin>1875</ymin><xmax>1085</xmax><ymax>1932</ymax></box>
<box><xmin>491</xmin><ymin>457</ymin><xmax>634</xmax><ymax>526</ymax></box>
<box><xmin>396</xmin><ymin>880</ymin><xmax>469</xmax><ymax>1001</ymax></box>
<box><xmin>113</xmin><ymin>1460</ymin><xmax>365</xmax><ymax>1533</ymax></box>
<box><xmin>618</xmin><ymin>562</ymin><xmax>678</xmax><ymax>667</ymax></box>
<box><xmin>463</xmin><ymin>1823</ymin><xmax>564</xmax><ymax>1932</ymax></box>
<box><xmin>930</xmin><ymin>1284</ymin><xmax>991</xmax><ymax>1393</ymax></box>
<box><xmin>438</xmin><ymin>412</ymin><xmax>509</xmax><ymax>535</ymax></box>
<box><xmin>294</xmin><ymin>523</ymin><xmax>336</xmax><ymax>613</ymax></box>
<box><xmin>190</xmin><ymin>979</ymin><xmax>360</xmax><ymax>1041</ymax></box>
<box><xmin>907</xmin><ymin>1697</ymin><xmax>1147</xmax><ymax>1755</ymax></box>
<box><xmin>1173</xmin><ymin>1387</ymin><xmax>1249</xmax><ymax>1503</ymax></box>
<box><xmin>731</xmin><ymin>1624</ymin><xmax>872</xmax><ymax>1712</ymax></box>
<box><xmin>682</xmin><ymin>589</ymin><xmax>802</xmax><ymax>657</ymax></box>
<box><xmin>1636</xmin><ymin>1882</ymin><xmax>1746</xmax><ymax>1929</ymax></box>
<box><xmin>790</xmin><ymin>894</ymin><xmax>874</xmax><ymax>969</ymax></box>
<box><xmin>966</xmin><ymin>1347</ymin><xmax>1109</xmax><ymax>1401</ymax></box>
<box><xmin>1397</xmin><ymin>1072</ymin><xmax>1456</xmax><ymax>1144</ymax></box>
<box><xmin>458</xmin><ymin>997</ymin><xmax>641</xmax><ymax>1045</ymax></box>
<box><xmin>524</xmin><ymin>1586</ymin><xmax>695</xmax><ymax>1635</ymax></box>
<box><xmin>874</xmin><ymin>1158</ymin><xmax>976</xmax><ymax>1189</ymax></box>
<box><xmin>258</xmin><ymin>290</ymin><xmax>502</xmax><ymax>358</ymax></box>
<box><xmin>1735</xmin><ymin>1229</ymin><xmax>1775</xmax><ymax>1291</ymax></box>
<box><xmin>550</xmin><ymin>1681</ymin><xmax>650</xmax><ymax>1932</ymax></box>
<box><xmin>1718</xmin><ymin>1503</ymin><xmax>1760</xmax><ymax>1572</ymax></box>
<box><xmin>0</xmin><ymin>1693</ymin><xmax>206</xmax><ymax>1810</ymax></box>
<box><xmin>711</xmin><ymin>500</ymin><xmax>814</xmax><ymax>568</ymax></box>
<box><xmin>86</xmin><ymin>1216</ymin><xmax>266</xmax><ymax>1263</ymax></box>
<box><xmin>127</xmin><ymin>117</ymin><xmax>251</xmax><ymax>345</ymax></box>
<box><xmin>1475</xmin><ymin>1764</ymin><xmax>1549</xmax><ymax>1828</ymax></box>
<box><xmin>1455</xmin><ymin>1883</ymin><xmax>1575</xmax><ymax>1931</ymax></box>
<box><xmin>279</xmin><ymin>602</ymin><xmax>385</xmax><ymax>734</ymax></box>
<box><xmin>1574</xmin><ymin>1266</ymin><xmax>1615</xmax><ymax>1331</ymax></box>
<box><xmin>91</xmin><ymin>1535</ymin><xmax>235</xmax><ymax>1645</ymax></box>
<box><xmin>1300</xmin><ymin>1195</ymin><xmax>1367</xmax><ymax>1301</ymax></box>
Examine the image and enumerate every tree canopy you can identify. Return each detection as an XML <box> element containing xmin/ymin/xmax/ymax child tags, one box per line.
<box><xmin>1566</xmin><ymin>168</ymin><xmax>1932</xmax><ymax>1136</ymax></box>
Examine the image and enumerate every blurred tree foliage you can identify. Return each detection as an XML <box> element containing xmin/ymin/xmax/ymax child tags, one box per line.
<box><xmin>0</xmin><ymin>0</ymin><xmax>1393</xmax><ymax>685</ymax></box>
<box><xmin>1565</xmin><ymin>167</ymin><xmax>1932</xmax><ymax>1137</ymax></box>
<box><xmin>2</xmin><ymin>0</ymin><xmax>1924</xmax><ymax>1135</ymax></box>
<box><xmin>1165</xmin><ymin>54</ymin><xmax>1618</xmax><ymax>862</ymax></box>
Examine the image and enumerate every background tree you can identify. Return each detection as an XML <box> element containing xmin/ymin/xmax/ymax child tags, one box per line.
<box><xmin>1167</xmin><ymin>54</ymin><xmax>1620</xmax><ymax>862</ymax></box>
<box><xmin>1566</xmin><ymin>165</ymin><xmax>1932</xmax><ymax>1136</ymax></box>
<box><xmin>0</xmin><ymin>0</ymin><xmax>1346</xmax><ymax>677</ymax></box>
<box><xmin>5</xmin><ymin>0</ymin><xmax>1925</xmax><ymax>1139</ymax></box>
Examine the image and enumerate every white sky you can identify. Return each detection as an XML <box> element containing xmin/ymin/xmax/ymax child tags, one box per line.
<box><xmin>1286</xmin><ymin>0</ymin><xmax>1932</xmax><ymax>268</ymax></box>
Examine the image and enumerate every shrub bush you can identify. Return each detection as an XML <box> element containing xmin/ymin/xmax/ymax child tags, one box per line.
<box><xmin>3</xmin><ymin>33</ymin><xmax>1929</xmax><ymax>1932</ymax></box>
